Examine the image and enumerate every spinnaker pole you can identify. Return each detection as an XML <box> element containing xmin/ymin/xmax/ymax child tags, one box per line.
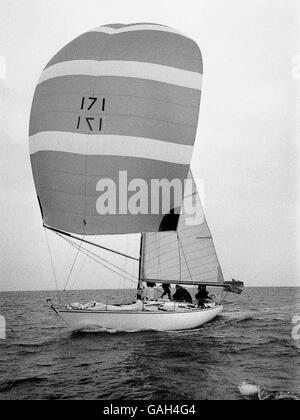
<box><xmin>44</xmin><ymin>224</ymin><xmax>139</xmax><ymax>262</ymax></box>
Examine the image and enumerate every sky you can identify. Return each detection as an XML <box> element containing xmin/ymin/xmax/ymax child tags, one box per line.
<box><xmin>0</xmin><ymin>0</ymin><xmax>299</xmax><ymax>291</ymax></box>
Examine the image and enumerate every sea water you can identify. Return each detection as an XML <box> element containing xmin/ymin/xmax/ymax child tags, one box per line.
<box><xmin>0</xmin><ymin>287</ymin><xmax>299</xmax><ymax>400</ymax></box>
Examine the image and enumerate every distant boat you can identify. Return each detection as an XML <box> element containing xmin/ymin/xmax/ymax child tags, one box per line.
<box><xmin>225</xmin><ymin>279</ymin><xmax>244</xmax><ymax>287</ymax></box>
<box><xmin>29</xmin><ymin>23</ymin><xmax>242</xmax><ymax>332</ymax></box>
<box><xmin>224</xmin><ymin>279</ymin><xmax>244</xmax><ymax>294</ymax></box>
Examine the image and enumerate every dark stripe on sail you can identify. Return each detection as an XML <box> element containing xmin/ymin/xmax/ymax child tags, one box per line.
<box><xmin>43</xmin><ymin>209</ymin><xmax>180</xmax><ymax>235</ymax></box>
<box><xmin>30</xmin><ymin>91</ymin><xmax>199</xmax><ymax>127</ymax></box>
<box><xmin>31</xmin><ymin>152</ymin><xmax>189</xmax><ymax>235</ymax></box>
<box><xmin>46</xmin><ymin>31</ymin><xmax>202</xmax><ymax>73</ymax></box>
<box><xmin>31</xmin><ymin>151</ymin><xmax>190</xmax><ymax>177</ymax></box>
<box><xmin>34</xmin><ymin>76</ymin><xmax>201</xmax><ymax>108</ymax></box>
<box><xmin>29</xmin><ymin>112</ymin><xmax>197</xmax><ymax>142</ymax></box>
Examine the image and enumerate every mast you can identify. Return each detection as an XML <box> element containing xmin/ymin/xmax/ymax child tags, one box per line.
<box><xmin>136</xmin><ymin>233</ymin><xmax>144</xmax><ymax>300</ymax></box>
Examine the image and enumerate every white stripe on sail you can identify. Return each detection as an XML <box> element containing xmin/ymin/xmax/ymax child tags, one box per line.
<box><xmin>39</xmin><ymin>60</ymin><xmax>202</xmax><ymax>90</ymax></box>
<box><xmin>89</xmin><ymin>24</ymin><xmax>184</xmax><ymax>36</ymax></box>
<box><xmin>29</xmin><ymin>132</ymin><xmax>193</xmax><ymax>164</ymax></box>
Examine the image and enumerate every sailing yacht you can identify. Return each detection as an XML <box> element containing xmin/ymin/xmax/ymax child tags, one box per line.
<box><xmin>29</xmin><ymin>23</ymin><xmax>242</xmax><ymax>331</ymax></box>
<box><xmin>46</xmin><ymin>172</ymin><xmax>229</xmax><ymax>331</ymax></box>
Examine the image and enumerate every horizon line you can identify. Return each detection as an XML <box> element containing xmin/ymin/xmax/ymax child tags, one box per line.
<box><xmin>1</xmin><ymin>285</ymin><xmax>299</xmax><ymax>293</ymax></box>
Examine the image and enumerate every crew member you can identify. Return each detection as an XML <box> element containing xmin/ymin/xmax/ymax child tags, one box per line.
<box><xmin>195</xmin><ymin>285</ymin><xmax>211</xmax><ymax>308</ymax></box>
<box><xmin>161</xmin><ymin>283</ymin><xmax>171</xmax><ymax>300</ymax></box>
<box><xmin>172</xmin><ymin>285</ymin><xmax>192</xmax><ymax>303</ymax></box>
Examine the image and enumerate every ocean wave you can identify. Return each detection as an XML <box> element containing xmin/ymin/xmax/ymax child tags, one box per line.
<box><xmin>159</xmin><ymin>350</ymin><xmax>192</xmax><ymax>359</ymax></box>
<box><xmin>219</xmin><ymin>310</ymin><xmax>287</xmax><ymax>325</ymax></box>
<box><xmin>16</xmin><ymin>342</ymin><xmax>47</xmax><ymax>348</ymax></box>
<box><xmin>35</xmin><ymin>362</ymin><xmax>55</xmax><ymax>367</ymax></box>
<box><xmin>16</xmin><ymin>336</ymin><xmax>61</xmax><ymax>348</ymax></box>
<box><xmin>0</xmin><ymin>377</ymin><xmax>47</xmax><ymax>393</ymax></box>
<box><xmin>71</xmin><ymin>325</ymin><xmax>153</xmax><ymax>335</ymax></box>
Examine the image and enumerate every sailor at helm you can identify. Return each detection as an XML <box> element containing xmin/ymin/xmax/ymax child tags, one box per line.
<box><xmin>195</xmin><ymin>285</ymin><xmax>212</xmax><ymax>308</ymax></box>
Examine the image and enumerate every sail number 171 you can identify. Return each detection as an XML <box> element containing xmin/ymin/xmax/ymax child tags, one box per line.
<box><xmin>76</xmin><ymin>96</ymin><xmax>106</xmax><ymax>132</ymax></box>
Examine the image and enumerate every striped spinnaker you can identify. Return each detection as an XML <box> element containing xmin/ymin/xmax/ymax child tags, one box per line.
<box><xmin>29</xmin><ymin>23</ymin><xmax>202</xmax><ymax>235</ymax></box>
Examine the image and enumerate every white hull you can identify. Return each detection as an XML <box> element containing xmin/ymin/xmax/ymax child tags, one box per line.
<box><xmin>58</xmin><ymin>305</ymin><xmax>223</xmax><ymax>332</ymax></box>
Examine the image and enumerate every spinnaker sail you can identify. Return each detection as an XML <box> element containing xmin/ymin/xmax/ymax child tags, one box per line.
<box><xmin>29</xmin><ymin>23</ymin><xmax>203</xmax><ymax>235</ymax></box>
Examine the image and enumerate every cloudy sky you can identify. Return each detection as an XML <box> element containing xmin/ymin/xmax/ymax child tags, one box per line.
<box><xmin>0</xmin><ymin>0</ymin><xmax>299</xmax><ymax>291</ymax></box>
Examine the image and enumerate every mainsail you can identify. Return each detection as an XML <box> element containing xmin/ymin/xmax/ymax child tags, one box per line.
<box><xmin>29</xmin><ymin>23</ymin><xmax>203</xmax><ymax>235</ymax></box>
<box><xmin>141</xmin><ymin>172</ymin><xmax>224</xmax><ymax>285</ymax></box>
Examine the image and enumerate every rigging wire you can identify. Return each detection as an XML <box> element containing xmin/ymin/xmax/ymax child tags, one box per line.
<box><xmin>63</xmin><ymin>233</ymin><xmax>84</xmax><ymax>292</ymax></box>
<box><xmin>57</xmin><ymin>233</ymin><xmax>138</xmax><ymax>286</ymax></box>
<box><xmin>178</xmin><ymin>236</ymin><xmax>194</xmax><ymax>283</ymax></box>
<box><xmin>60</xmin><ymin>234</ymin><xmax>138</xmax><ymax>281</ymax></box>
<box><xmin>66</xmin><ymin>245</ymin><xmax>90</xmax><ymax>298</ymax></box>
<box><xmin>155</xmin><ymin>233</ymin><xmax>161</xmax><ymax>279</ymax></box>
<box><xmin>44</xmin><ymin>225</ymin><xmax>138</xmax><ymax>261</ymax></box>
<box><xmin>177</xmin><ymin>232</ymin><xmax>182</xmax><ymax>283</ymax></box>
<box><xmin>44</xmin><ymin>227</ymin><xmax>61</xmax><ymax>302</ymax></box>
<box><xmin>119</xmin><ymin>235</ymin><xmax>129</xmax><ymax>296</ymax></box>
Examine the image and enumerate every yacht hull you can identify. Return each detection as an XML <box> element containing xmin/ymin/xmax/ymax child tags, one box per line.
<box><xmin>57</xmin><ymin>305</ymin><xmax>223</xmax><ymax>332</ymax></box>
